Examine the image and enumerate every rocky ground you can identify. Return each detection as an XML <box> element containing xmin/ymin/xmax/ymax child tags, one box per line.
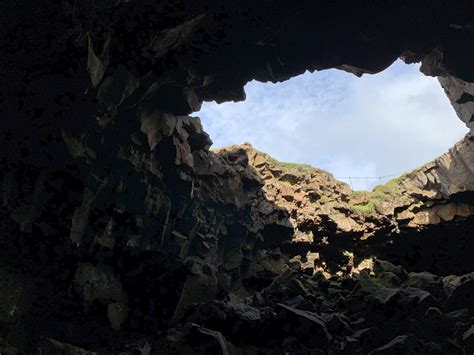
<box><xmin>165</xmin><ymin>261</ymin><xmax>474</xmax><ymax>354</ymax></box>
<box><xmin>1</xmin><ymin>1</ymin><xmax>474</xmax><ymax>353</ymax></box>
<box><xmin>1</xmin><ymin>138</ymin><xmax>473</xmax><ymax>354</ymax></box>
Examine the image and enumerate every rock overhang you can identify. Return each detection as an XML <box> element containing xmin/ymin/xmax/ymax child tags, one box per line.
<box><xmin>1</xmin><ymin>1</ymin><xmax>474</xmax><ymax>353</ymax></box>
<box><xmin>1</xmin><ymin>2</ymin><xmax>474</xmax><ymax>160</ymax></box>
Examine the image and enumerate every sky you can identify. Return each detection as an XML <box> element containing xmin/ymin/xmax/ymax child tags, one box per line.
<box><xmin>196</xmin><ymin>60</ymin><xmax>468</xmax><ymax>191</ymax></box>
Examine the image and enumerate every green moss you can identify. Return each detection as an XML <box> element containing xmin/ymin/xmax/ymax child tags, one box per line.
<box><xmin>279</xmin><ymin>180</ymin><xmax>294</xmax><ymax>187</ymax></box>
<box><xmin>259</xmin><ymin>152</ymin><xmax>333</xmax><ymax>176</ymax></box>
<box><xmin>373</xmin><ymin>177</ymin><xmax>402</xmax><ymax>193</ymax></box>
<box><xmin>319</xmin><ymin>195</ymin><xmax>331</xmax><ymax>204</ymax></box>
<box><xmin>269</xmin><ymin>158</ymin><xmax>312</xmax><ymax>169</ymax></box>
<box><xmin>350</xmin><ymin>174</ymin><xmax>408</xmax><ymax>214</ymax></box>
<box><xmin>214</xmin><ymin>145</ymin><xmax>334</xmax><ymax>177</ymax></box>
<box><xmin>351</xmin><ymin>202</ymin><xmax>376</xmax><ymax>213</ymax></box>
<box><xmin>371</xmin><ymin>177</ymin><xmax>404</xmax><ymax>201</ymax></box>
<box><xmin>352</xmin><ymin>190</ymin><xmax>371</xmax><ymax>199</ymax></box>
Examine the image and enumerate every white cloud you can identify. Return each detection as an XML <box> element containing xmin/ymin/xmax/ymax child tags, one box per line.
<box><xmin>196</xmin><ymin>60</ymin><xmax>468</xmax><ymax>190</ymax></box>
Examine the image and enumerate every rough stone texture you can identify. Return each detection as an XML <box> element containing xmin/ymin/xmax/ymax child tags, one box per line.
<box><xmin>439</xmin><ymin>76</ymin><xmax>474</xmax><ymax>135</ymax></box>
<box><xmin>0</xmin><ymin>1</ymin><xmax>474</xmax><ymax>353</ymax></box>
<box><xmin>218</xmin><ymin>144</ymin><xmax>474</xmax><ymax>275</ymax></box>
<box><xmin>0</xmin><ymin>112</ymin><xmax>294</xmax><ymax>352</ymax></box>
<box><xmin>400</xmin><ymin>138</ymin><xmax>474</xmax><ymax>204</ymax></box>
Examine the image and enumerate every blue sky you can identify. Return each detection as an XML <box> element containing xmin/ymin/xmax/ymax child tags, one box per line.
<box><xmin>196</xmin><ymin>60</ymin><xmax>468</xmax><ymax>190</ymax></box>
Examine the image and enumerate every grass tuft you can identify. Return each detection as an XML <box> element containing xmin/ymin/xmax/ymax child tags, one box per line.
<box><xmin>350</xmin><ymin>174</ymin><xmax>408</xmax><ymax>214</ymax></box>
<box><xmin>319</xmin><ymin>195</ymin><xmax>331</xmax><ymax>204</ymax></box>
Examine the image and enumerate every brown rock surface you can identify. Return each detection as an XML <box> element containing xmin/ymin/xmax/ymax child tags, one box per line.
<box><xmin>0</xmin><ymin>1</ymin><xmax>473</xmax><ymax>353</ymax></box>
<box><xmin>217</xmin><ymin>143</ymin><xmax>474</xmax><ymax>275</ymax></box>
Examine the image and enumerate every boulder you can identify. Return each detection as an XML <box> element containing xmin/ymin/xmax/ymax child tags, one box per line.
<box><xmin>370</xmin><ymin>286</ymin><xmax>434</xmax><ymax>311</ymax></box>
<box><xmin>173</xmin><ymin>262</ymin><xmax>217</xmax><ymax>319</ymax></box>
<box><xmin>276</xmin><ymin>303</ymin><xmax>332</xmax><ymax>347</ymax></box>
<box><xmin>406</xmin><ymin>271</ymin><xmax>443</xmax><ymax>298</ymax></box>
<box><xmin>108</xmin><ymin>302</ymin><xmax>129</xmax><ymax>331</ymax></box>
<box><xmin>166</xmin><ymin>323</ymin><xmax>240</xmax><ymax>355</ymax></box>
<box><xmin>118</xmin><ymin>340</ymin><xmax>151</xmax><ymax>355</ymax></box>
<box><xmin>373</xmin><ymin>260</ymin><xmax>407</xmax><ymax>280</ymax></box>
<box><xmin>368</xmin><ymin>334</ymin><xmax>422</xmax><ymax>354</ymax></box>
<box><xmin>463</xmin><ymin>325</ymin><xmax>474</xmax><ymax>352</ymax></box>
<box><xmin>74</xmin><ymin>263</ymin><xmax>126</xmax><ymax>303</ymax></box>
<box><xmin>443</xmin><ymin>273</ymin><xmax>474</xmax><ymax>313</ymax></box>
<box><xmin>38</xmin><ymin>338</ymin><xmax>96</xmax><ymax>355</ymax></box>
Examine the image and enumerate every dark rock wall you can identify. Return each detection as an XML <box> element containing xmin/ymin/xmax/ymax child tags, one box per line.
<box><xmin>0</xmin><ymin>105</ymin><xmax>294</xmax><ymax>351</ymax></box>
<box><xmin>1</xmin><ymin>1</ymin><xmax>474</xmax><ymax>353</ymax></box>
<box><xmin>2</xmin><ymin>1</ymin><xmax>474</xmax><ymax>170</ymax></box>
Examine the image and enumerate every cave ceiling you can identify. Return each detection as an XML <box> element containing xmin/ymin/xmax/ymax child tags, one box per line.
<box><xmin>1</xmin><ymin>2</ymin><xmax>474</xmax><ymax>352</ymax></box>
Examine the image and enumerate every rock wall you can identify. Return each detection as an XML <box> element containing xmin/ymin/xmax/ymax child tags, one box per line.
<box><xmin>218</xmin><ymin>144</ymin><xmax>474</xmax><ymax>276</ymax></box>
<box><xmin>0</xmin><ymin>1</ymin><xmax>474</xmax><ymax>353</ymax></box>
<box><xmin>0</xmin><ymin>113</ymin><xmax>296</xmax><ymax>352</ymax></box>
<box><xmin>439</xmin><ymin>76</ymin><xmax>474</xmax><ymax>136</ymax></box>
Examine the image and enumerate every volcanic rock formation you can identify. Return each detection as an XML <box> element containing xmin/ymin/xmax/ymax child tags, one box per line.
<box><xmin>218</xmin><ymin>142</ymin><xmax>474</xmax><ymax>276</ymax></box>
<box><xmin>1</xmin><ymin>1</ymin><xmax>474</xmax><ymax>353</ymax></box>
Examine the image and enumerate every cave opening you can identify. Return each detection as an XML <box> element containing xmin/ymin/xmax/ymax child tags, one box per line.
<box><xmin>198</xmin><ymin>59</ymin><xmax>469</xmax><ymax>191</ymax></box>
<box><xmin>195</xmin><ymin>57</ymin><xmax>474</xmax><ymax>280</ymax></box>
<box><xmin>2</xmin><ymin>2</ymin><xmax>474</xmax><ymax>353</ymax></box>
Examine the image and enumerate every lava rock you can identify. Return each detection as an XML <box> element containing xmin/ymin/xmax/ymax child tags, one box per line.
<box><xmin>38</xmin><ymin>338</ymin><xmax>96</xmax><ymax>355</ymax></box>
<box><xmin>368</xmin><ymin>334</ymin><xmax>422</xmax><ymax>354</ymax></box>
<box><xmin>276</xmin><ymin>303</ymin><xmax>332</xmax><ymax>347</ymax></box>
